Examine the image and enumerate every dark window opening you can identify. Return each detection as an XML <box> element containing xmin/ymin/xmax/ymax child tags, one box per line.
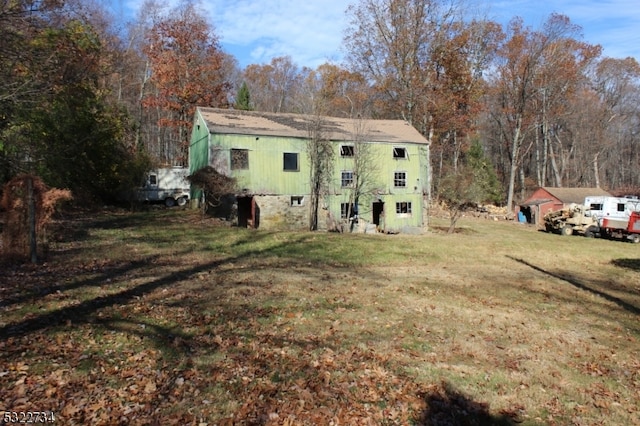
<box><xmin>291</xmin><ymin>196</ymin><xmax>304</xmax><ymax>206</ymax></box>
<box><xmin>396</xmin><ymin>202</ymin><xmax>412</xmax><ymax>214</ymax></box>
<box><xmin>340</xmin><ymin>145</ymin><xmax>355</xmax><ymax>156</ymax></box>
<box><xmin>148</xmin><ymin>175</ymin><xmax>157</xmax><ymax>186</ymax></box>
<box><xmin>283</xmin><ymin>152</ymin><xmax>299</xmax><ymax>171</ymax></box>
<box><xmin>231</xmin><ymin>149</ymin><xmax>249</xmax><ymax>170</ymax></box>
<box><xmin>341</xmin><ymin>202</ymin><xmax>357</xmax><ymax>219</ymax></box>
<box><xmin>590</xmin><ymin>203</ymin><xmax>603</xmax><ymax>211</ymax></box>
<box><xmin>393</xmin><ymin>147</ymin><xmax>407</xmax><ymax>159</ymax></box>
<box><xmin>617</xmin><ymin>203</ymin><xmax>625</xmax><ymax>212</ymax></box>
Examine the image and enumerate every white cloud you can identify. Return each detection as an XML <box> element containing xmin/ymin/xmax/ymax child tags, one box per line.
<box><xmin>203</xmin><ymin>0</ymin><xmax>350</xmax><ymax>67</ymax></box>
<box><xmin>111</xmin><ymin>0</ymin><xmax>640</xmax><ymax>67</ymax></box>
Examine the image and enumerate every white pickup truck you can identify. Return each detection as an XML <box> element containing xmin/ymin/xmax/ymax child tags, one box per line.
<box><xmin>136</xmin><ymin>167</ymin><xmax>190</xmax><ymax>207</ymax></box>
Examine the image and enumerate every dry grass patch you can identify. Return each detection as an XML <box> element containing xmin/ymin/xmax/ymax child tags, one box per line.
<box><xmin>0</xmin><ymin>210</ymin><xmax>638</xmax><ymax>425</ymax></box>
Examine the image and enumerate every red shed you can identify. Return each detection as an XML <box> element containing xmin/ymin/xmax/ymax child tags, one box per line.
<box><xmin>519</xmin><ymin>187</ymin><xmax>612</xmax><ymax>226</ymax></box>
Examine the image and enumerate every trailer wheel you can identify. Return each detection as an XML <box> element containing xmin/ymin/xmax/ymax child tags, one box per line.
<box><xmin>561</xmin><ymin>225</ymin><xmax>573</xmax><ymax>236</ymax></box>
<box><xmin>164</xmin><ymin>197</ymin><xmax>176</xmax><ymax>207</ymax></box>
<box><xmin>630</xmin><ymin>234</ymin><xmax>640</xmax><ymax>244</ymax></box>
<box><xmin>177</xmin><ymin>196</ymin><xmax>188</xmax><ymax>207</ymax></box>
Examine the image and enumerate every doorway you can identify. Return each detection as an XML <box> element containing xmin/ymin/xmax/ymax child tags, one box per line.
<box><xmin>372</xmin><ymin>201</ymin><xmax>384</xmax><ymax>228</ymax></box>
<box><xmin>237</xmin><ymin>196</ymin><xmax>259</xmax><ymax>228</ymax></box>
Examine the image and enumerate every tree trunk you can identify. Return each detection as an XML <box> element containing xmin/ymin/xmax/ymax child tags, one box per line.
<box><xmin>593</xmin><ymin>152</ymin><xmax>601</xmax><ymax>188</ymax></box>
<box><xmin>28</xmin><ymin>177</ymin><xmax>37</xmax><ymax>264</ymax></box>
<box><xmin>548</xmin><ymin>138</ymin><xmax>562</xmax><ymax>187</ymax></box>
<box><xmin>534</xmin><ymin>122</ymin><xmax>542</xmax><ymax>186</ymax></box>
<box><xmin>506</xmin><ymin>117</ymin><xmax>523</xmax><ymax>217</ymax></box>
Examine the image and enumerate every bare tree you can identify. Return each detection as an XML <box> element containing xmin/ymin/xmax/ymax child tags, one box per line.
<box><xmin>306</xmin><ymin>114</ymin><xmax>334</xmax><ymax>231</ymax></box>
<box><xmin>346</xmin><ymin>117</ymin><xmax>378</xmax><ymax>231</ymax></box>
<box><xmin>344</xmin><ymin>0</ymin><xmax>460</xmax><ymax>135</ymax></box>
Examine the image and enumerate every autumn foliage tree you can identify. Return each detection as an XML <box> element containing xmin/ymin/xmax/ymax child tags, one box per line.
<box><xmin>0</xmin><ymin>0</ymin><xmax>144</xmax><ymax>203</ymax></box>
<box><xmin>344</xmin><ymin>0</ymin><xmax>462</xmax><ymax>131</ymax></box>
<box><xmin>437</xmin><ymin>140</ymin><xmax>501</xmax><ymax>233</ymax></box>
<box><xmin>1</xmin><ymin>175</ymin><xmax>72</xmax><ymax>262</ymax></box>
<box><xmin>343</xmin><ymin>0</ymin><xmax>502</xmax><ymax>205</ymax></box>
<box><xmin>143</xmin><ymin>2</ymin><xmax>229</xmax><ymax>166</ymax></box>
<box><xmin>486</xmin><ymin>14</ymin><xmax>600</xmax><ymax>214</ymax></box>
<box><xmin>242</xmin><ymin>56</ymin><xmax>302</xmax><ymax>113</ymax></box>
<box><xmin>312</xmin><ymin>64</ymin><xmax>373</xmax><ymax>118</ymax></box>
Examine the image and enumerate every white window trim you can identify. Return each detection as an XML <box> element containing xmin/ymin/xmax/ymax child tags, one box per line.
<box><xmin>340</xmin><ymin>145</ymin><xmax>355</xmax><ymax>157</ymax></box>
<box><xmin>395</xmin><ymin>201</ymin><xmax>412</xmax><ymax>217</ymax></box>
<box><xmin>291</xmin><ymin>195</ymin><xmax>305</xmax><ymax>206</ymax></box>
<box><xmin>393</xmin><ymin>146</ymin><xmax>408</xmax><ymax>159</ymax></box>
<box><xmin>341</xmin><ymin>170</ymin><xmax>354</xmax><ymax>188</ymax></box>
<box><xmin>393</xmin><ymin>171</ymin><xmax>407</xmax><ymax>188</ymax></box>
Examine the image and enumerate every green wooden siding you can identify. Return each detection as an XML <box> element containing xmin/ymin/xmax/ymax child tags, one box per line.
<box><xmin>189</xmin><ymin>110</ymin><xmax>429</xmax><ymax>231</ymax></box>
<box><xmin>207</xmin><ymin>134</ymin><xmax>310</xmax><ymax>195</ymax></box>
<box><xmin>190</xmin><ymin>113</ymin><xmax>211</xmax><ymax>173</ymax></box>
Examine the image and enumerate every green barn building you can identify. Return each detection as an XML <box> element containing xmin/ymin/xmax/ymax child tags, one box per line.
<box><xmin>190</xmin><ymin>107</ymin><xmax>430</xmax><ymax>233</ymax></box>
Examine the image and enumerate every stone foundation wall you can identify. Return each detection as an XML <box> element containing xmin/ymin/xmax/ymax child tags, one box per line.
<box><xmin>254</xmin><ymin>195</ymin><xmax>310</xmax><ymax>231</ymax></box>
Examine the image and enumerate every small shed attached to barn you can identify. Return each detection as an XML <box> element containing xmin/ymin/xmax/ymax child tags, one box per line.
<box><xmin>519</xmin><ymin>187</ymin><xmax>612</xmax><ymax>226</ymax></box>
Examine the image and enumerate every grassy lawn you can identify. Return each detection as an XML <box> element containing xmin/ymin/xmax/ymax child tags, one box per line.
<box><xmin>1</xmin><ymin>209</ymin><xmax>639</xmax><ymax>425</ymax></box>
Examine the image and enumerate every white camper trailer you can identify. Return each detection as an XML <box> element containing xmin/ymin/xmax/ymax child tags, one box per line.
<box><xmin>137</xmin><ymin>167</ymin><xmax>190</xmax><ymax>207</ymax></box>
<box><xmin>584</xmin><ymin>196</ymin><xmax>640</xmax><ymax>226</ymax></box>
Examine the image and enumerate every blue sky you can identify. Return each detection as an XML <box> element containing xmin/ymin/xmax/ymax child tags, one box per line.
<box><xmin>105</xmin><ymin>0</ymin><xmax>640</xmax><ymax>69</ymax></box>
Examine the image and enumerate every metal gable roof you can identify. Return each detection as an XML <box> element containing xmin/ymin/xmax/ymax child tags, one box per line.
<box><xmin>197</xmin><ymin>107</ymin><xmax>429</xmax><ymax>145</ymax></box>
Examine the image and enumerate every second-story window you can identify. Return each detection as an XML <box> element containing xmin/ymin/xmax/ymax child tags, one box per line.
<box><xmin>231</xmin><ymin>149</ymin><xmax>249</xmax><ymax>170</ymax></box>
<box><xmin>341</xmin><ymin>171</ymin><xmax>354</xmax><ymax>187</ymax></box>
<box><xmin>340</xmin><ymin>145</ymin><xmax>355</xmax><ymax>157</ymax></box>
<box><xmin>394</xmin><ymin>171</ymin><xmax>407</xmax><ymax>187</ymax></box>
<box><xmin>283</xmin><ymin>152</ymin><xmax>299</xmax><ymax>171</ymax></box>
<box><xmin>393</xmin><ymin>147</ymin><xmax>407</xmax><ymax>159</ymax></box>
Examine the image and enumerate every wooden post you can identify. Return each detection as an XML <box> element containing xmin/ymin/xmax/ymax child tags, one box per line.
<box><xmin>28</xmin><ymin>177</ymin><xmax>37</xmax><ymax>263</ymax></box>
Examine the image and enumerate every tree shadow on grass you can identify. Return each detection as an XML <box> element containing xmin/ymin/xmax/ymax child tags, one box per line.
<box><xmin>0</xmin><ymin>234</ymin><xmax>312</xmax><ymax>340</ymax></box>
<box><xmin>611</xmin><ymin>258</ymin><xmax>640</xmax><ymax>271</ymax></box>
<box><xmin>416</xmin><ymin>381</ymin><xmax>518</xmax><ymax>425</ymax></box>
<box><xmin>508</xmin><ymin>256</ymin><xmax>640</xmax><ymax>316</ymax></box>
<box><xmin>0</xmin><ymin>256</ymin><xmax>160</xmax><ymax>309</ymax></box>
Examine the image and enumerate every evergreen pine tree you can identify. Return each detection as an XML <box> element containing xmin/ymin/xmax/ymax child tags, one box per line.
<box><xmin>235</xmin><ymin>82</ymin><xmax>252</xmax><ymax>110</ymax></box>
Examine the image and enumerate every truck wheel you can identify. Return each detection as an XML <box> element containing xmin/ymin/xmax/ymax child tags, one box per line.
<box><xmin>164</xmin><ymin>197</ymin><xmax>176</xmax><ymax>207</ymax></box>
<box><xmin>584</xmin><ymin>226</ymin><xmax>598</xmax><ymax>238</ymax></box>
<box><xmin>561</xmin><ymin>225</ymin><xmax>573</xmax><ymax>236</ymax></box>
<box><xmin>630</xmin><ymin>234</ymin><xmax>640</xmax><ymax>244</ymax></box>
<box><xmin>177</xmin><ymin>196</ymin><xmax>188</xmax><ymax>207</ymax></box>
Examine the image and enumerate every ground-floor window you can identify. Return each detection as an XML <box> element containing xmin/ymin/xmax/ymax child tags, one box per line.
<box><xmin>341</xmin><ymin>202</ymin><xmax>357</xmax><ymax>219</ymax></box>
<box><xmin>396</xmin><ymin>201</ymin><xmax>412</xmax><ymax>215</ymax></box>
